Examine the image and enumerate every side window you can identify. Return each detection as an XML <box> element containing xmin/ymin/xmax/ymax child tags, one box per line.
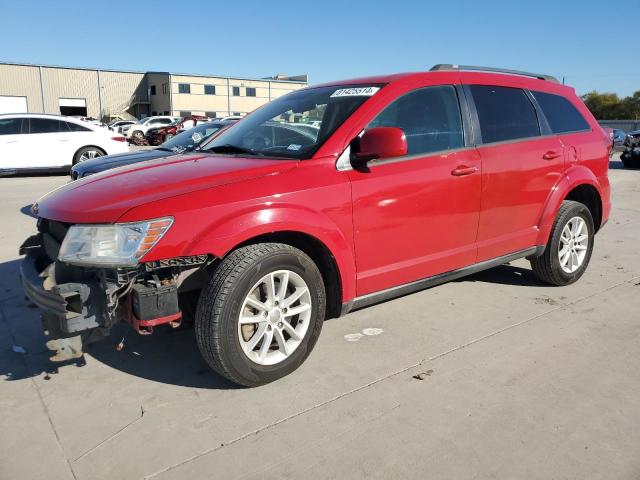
<box><xmin>531</xmin><ymin>91</ymin><xmax>590</xmax><ymax>134</ymax></box>
<box><xmin>368</xmin><ymin>85</ymin><xmax>464</xmax><ymax>156</ymax></box>
<box><xmin>29</xmin><ymin>118</ymin><xmax>67</xmax><ymax>134</ymax></box>
<box><xmin>0</xmin><ymin>118</ymin><xmax>24</xmax><ymax>135</ymax></box>
<box><xmin>469</xmin><ymin>85</ymin><xmax>540</xmax><ymax>144</ymax></box>
<box><xmin>66</xmin><ymin>122</ymin><xmax>91</xmax><ymax>132</ymax></box>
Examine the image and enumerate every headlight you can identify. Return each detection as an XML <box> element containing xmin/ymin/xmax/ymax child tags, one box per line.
<box><xmin>58</xmin><ymin>217</ymin><xmax>173</xmax><ymax>267</ymax></box>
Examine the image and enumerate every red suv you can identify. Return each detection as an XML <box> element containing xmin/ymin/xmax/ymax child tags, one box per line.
<box><xmin>21</xmin><ymin>65</ymin><xmax>611</xmax><ymax>386</ymax></box>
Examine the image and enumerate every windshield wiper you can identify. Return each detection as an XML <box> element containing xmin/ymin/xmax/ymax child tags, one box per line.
<box><xmin>206</xmin><ymin>144</ymin><xmax>263</xmax><ymax>156</ymax></box>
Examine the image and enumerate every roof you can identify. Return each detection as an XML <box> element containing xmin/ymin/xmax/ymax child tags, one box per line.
<box><xmin>310</xmin><ymin>68</ymin><xmax>573</xmax><ymax>95</ymax></box>
<box><xmin>0</xmin><ymin>61</ymin><xmax>308</xmax><ymax>84</ymax></box>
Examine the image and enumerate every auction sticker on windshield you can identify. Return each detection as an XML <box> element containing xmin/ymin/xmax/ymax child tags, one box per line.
<box><xmin>330</xmin><ymin>87</ymin><xmax>380</xmax><ymax>98</ymax></box>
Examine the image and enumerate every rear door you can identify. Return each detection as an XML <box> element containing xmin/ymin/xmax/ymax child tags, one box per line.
<box><xmin>26</xmin><ymin>117</ymin><xmax>76</xmax><ymax>167</ymax></box>
<box><xmin>349</xmin><ymin>84</ymin><xmax>481</xmax><ymax>295</ymax></box>
<box><xmin>529</xmin><ymin>90</ymin><xmax>598</xmax><ymax>170</ymax></box>
<box><xmin>466</xmin><ymin>85</ymin><xmax>565</xmax><ymax>261</ymax></box>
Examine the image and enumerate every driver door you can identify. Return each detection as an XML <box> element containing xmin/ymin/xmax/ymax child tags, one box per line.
<box><xmin>348</xmin><ymin>84</ymin><xmax>481</xmax><ymax>296</ymax></box>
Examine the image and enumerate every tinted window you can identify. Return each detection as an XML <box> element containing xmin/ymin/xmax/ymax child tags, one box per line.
<box><xmin>205</xmin><ymin>111</ymin><xmax>217</xmax><ymax>118</ymax></box>
<box><xmin>66</xmin><ymin>121</ymin><xmax>91</xmax><ymax>132</ymax></box>
<box><xmin>29</xmin><ymin>118</ymin><xmax>67</xmax><ymax>134</ymax></box>
<box><xmin>0</xmin><ymin>118</ymin><xmax>24</xmax><ymax>135</ymax></box>
<box><xmin>470</xmin><ymin>85</ymin><xmax>540</xmax><ymax>144</ymax></box>
<box><xmin>178</xmin><ymin>83</ymin><xmax>190</xmax><ymax>94</ymax></box>
<box><xmin>368</xmin><ymin>85</ymin><xmax>464</xmax><ymax>156</ymax></box>
<box><xmin>204</xmin><ymin>85</ymin><xmax>215</xmax><ymax>95</ymax></box>
<box><xmin>178</xmin><ymin>112</ymin><xmax>190</xmax><ymax>118</ymax></box>
<box><xmin>532</xmin><ymin>91</ymin><xmax>590</xmax><ymax>134</ymax></box>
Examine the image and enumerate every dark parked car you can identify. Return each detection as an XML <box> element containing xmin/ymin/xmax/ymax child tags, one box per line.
<box><xmin>621</xmin><ymin>129</ymin><xmax>640</xmax><ymax>168</ymax></box>
<box><xmin>70</xmin><ymin>120</ymin><xmax>236</xmax><ymax>179</ymax></box>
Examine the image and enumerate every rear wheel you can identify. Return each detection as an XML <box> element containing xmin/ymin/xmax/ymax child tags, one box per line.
<box><xmin>530</xmin><ymin>200</ymin><xmax>594</xmax><ymax>286</ymax></box>
<box><xmin>195</xmin><ymin>243</ymin><xmax>326</xmax><ymax>387</ymax></box>
<box><xmin>164</xmin><ymin>133</ymin><xmax>174</xmax><ymax>142</ymax></box>
<box><xmin>73</xmin><ymin>146</ymin><xmax>105</xmax><ymax>165</ymax></box>
<box><xmin>131</xmin><ymin>130</ymin><xmax>144</xmax><ymax>140</ymax></box>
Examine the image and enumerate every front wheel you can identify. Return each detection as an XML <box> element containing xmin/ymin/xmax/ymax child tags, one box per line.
<box><xmin>530</xmin><ymin>200</ymin><xmax>594</xmax><ymax>286</ymax></box>
<box><xmin>195</xmin><ymin>243</ymin><xmax>326</xmax><ymax>387</ymax></box>
<box><xmin>164</xmin><ymin>133</ymin><xmax>174</xmax><ymax>142</ymax></box>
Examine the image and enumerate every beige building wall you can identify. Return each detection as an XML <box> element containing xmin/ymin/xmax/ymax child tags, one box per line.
<box><xmin>170</xmin><ymin>74</ymin><xmax>306</xmax><ymax>117</ymax></box>
<box><xmin>0</xmin><ymin>63</ymin><xmax>307</xmax><ymax>120</ymax></box>
<box><xmin>0</xmin><ymin>63</ymin><xmax>43</xmax><ymax>112</ymax></box>
<box><xmin>148</xmin><ymin>72</ymin><xmax>171</xmax><ymax>115</ymax></box>
<box><xmin>99</xmin><ymin>70</ymin><xmax>147</xmax><ymax>120</ymax></box>
<box><xmin>41</xmin><ymin>67</ymin><xmax>100</xmax><ymax>117</ymax></box>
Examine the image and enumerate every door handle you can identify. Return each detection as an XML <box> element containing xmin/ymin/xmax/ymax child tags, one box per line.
<box><xmin>542</xmin><ymin>151</ymin><xmax>561</xmax><ymax>160</ymax></box>
<box><xmin>451</xmin><ymin>165</ymin><xmax>478</xmax><ymax>176</ymax></box>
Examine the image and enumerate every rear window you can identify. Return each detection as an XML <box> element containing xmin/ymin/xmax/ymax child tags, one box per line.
<box><xmin>469</xmin><ymin>85</ymin><xmax>540</xmax><ymax>144</ymax></box>
<box><xmin>66</xmin><ymin>121</ymin><xmax>91</xmax><ymax>132</ymax></box>
<box><xmin>531</xmin><ymin>91</ymin><xmax>590</xmax><ymax>134</ymax></box>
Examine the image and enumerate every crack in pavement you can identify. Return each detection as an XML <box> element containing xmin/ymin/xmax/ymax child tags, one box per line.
<box><xmin>142</xmin><ymin>273</ymin><xmax>640</xmax><ymax>480</ymax></box>
<box><xmin>73</xmin><ymin>406</ymin><xmax>146</xmax><ymax>462</ymax></box>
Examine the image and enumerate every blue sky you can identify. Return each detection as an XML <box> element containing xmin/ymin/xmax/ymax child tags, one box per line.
<box><xmin>1</xmin><ymin>0</ymin><xmax>638</xmax><ymax>97</ymax></box>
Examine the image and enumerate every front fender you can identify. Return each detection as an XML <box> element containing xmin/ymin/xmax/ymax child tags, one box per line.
<box><xmin>183</xmin><ymin>205</ymin><xmax>357</xmax><ymax>302</ymax></box>
<box><xmin>535</xmin><ymin>164</ymin><xmax>603</xmax><ymax>245</ymax></box>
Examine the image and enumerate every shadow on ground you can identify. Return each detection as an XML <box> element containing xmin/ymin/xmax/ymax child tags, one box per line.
<box><xmin>0</xmin><ymin>257</ymin><xmax>541</xmax><ymax>390</ymax></box>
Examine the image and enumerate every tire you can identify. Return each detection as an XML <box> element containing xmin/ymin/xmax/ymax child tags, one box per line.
<box><xmin>132</xmin><ymin>130</ymin><xmax>144</xmax><ymax>140</ymax></box>
<box><xmin>73</xmin><ymin>146</ymin><xmax>105</xmax><ymax>165</ymax></box>
<box><xmin>164</xmin><ymin>133</ymin><xmax>174</xmax><ymax>142</ymax></box>
<box><xmin>195</xmin><ymin>243</ymin><xmax>326</xmax><ymax>387</ymax></box>
<box><xmin>530</xmin><ymin>200</ymin><xmax>594</xmax><ymax>286</ymax></box>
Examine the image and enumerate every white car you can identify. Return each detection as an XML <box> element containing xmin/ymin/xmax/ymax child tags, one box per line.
<box><xmin>0</xmin><ymin>113</ymin><xmax>130</xmax><ymax>175</ymax></box>
<box><xmin>122</xmin><ymin>116</ymin><xmax>179</xmax><ymax>140</ymax></box>
<box><xmin>107</xmin><ymin>120</ymin><xmax>135</xmax><ymax>134</ymax></box>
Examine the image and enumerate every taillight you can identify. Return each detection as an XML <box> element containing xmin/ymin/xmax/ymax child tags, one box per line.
<box><xmin>112</xmin><ymin>136</ymin><xmax>126</xmax><ymax>142</ymax></box>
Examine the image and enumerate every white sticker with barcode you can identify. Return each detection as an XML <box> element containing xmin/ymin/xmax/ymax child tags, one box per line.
<box><xmin>330</xmin><ymin>87</ymin><xmax>380</xmax><ymax>98</ymax></box>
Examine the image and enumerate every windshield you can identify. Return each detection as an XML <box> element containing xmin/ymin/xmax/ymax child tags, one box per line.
<box><xmin>202</xmin><ymin>85</ymin><xmax>382</xmax><ymax>159</ymax></box>
<box><xmin>161</xmin><ymin>122</ymin><xmax>225</xmax><ymax>152</ymax></box>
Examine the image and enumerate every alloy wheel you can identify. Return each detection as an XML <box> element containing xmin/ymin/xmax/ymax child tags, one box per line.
<box><xmin>558</xmin><ymin>216</ymin><xmax>589</xmax><ymax>273</ymax></box>
<box><xmin>237</xmin><ymin>270</ymin><xmax>312</xmax><ymax>366</ymax></box>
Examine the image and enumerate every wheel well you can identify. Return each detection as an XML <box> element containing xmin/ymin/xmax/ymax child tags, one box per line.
<box><xmin>235</xmin><ymin>232</ymin><xmax>343</xmax><ymax>320</ymax></box>
<box><xmin>565</xmin><ymin>184</ymin><xmax>602</xmax><ymax>231</ymax></box>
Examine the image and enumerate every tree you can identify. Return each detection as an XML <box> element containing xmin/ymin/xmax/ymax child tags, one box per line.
<box><xmin>582</xmin><ymin>90</ymin><xmax>640</xmax><ymax>120</ymax></box>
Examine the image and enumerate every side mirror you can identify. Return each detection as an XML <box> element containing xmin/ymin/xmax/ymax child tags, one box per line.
<box><xmin>352</xmin><ymin>127</ymin><xmax>407</xmax><ymax>164</ymax></box>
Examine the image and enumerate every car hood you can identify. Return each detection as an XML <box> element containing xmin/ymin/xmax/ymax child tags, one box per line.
<box><xmin>72</xmin><ymin>149</ymin><xmax>173</xmax><ymax>176</ymax></box>
<box><xmin>37</xmin><ymin>153</ymin><xmax>298</xmax><ymax>223</ymax></box>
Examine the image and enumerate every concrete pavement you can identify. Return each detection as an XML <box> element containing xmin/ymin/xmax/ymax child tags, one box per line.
<box><xmin>1</xmin><ymin>158</ymin><xmax>639</xmax><ymax>479</ymax></box>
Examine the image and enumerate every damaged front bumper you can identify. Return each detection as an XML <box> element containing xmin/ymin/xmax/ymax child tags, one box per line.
<box><xmin>20</xmin><ymin>234</ymin><xmax>117</xmax><ymax>361</ymax></box>
<box><xmin>20</xmin><ymin>230</ymin><xmax>210</xmax><ymax>362</ymax></box>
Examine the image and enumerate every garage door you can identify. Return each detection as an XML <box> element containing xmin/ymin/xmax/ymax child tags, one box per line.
<box><xmin>59</xmin><ymin>98</ymin><xmax>87</xmax><ymax>116</ymax></box>
<box><xmin>0</xmin><ymin>96</ymin><xmax>28</xmax><ymax>114</ymax></box>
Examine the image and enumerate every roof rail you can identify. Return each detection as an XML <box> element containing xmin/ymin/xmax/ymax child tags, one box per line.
<box><xmin>430</xmin><ymin>64</ymin><xmax>559</xmax><ymax>83</ymax></box>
